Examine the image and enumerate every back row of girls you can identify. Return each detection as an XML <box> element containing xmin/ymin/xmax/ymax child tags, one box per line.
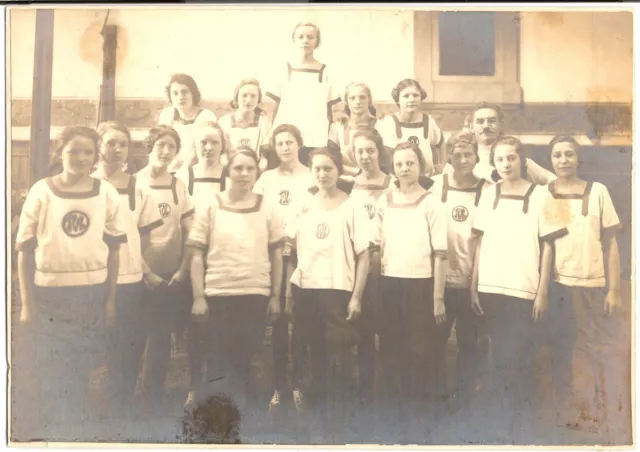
<box><xmin>155</xmin><ymin>21</ymin><xmax>556</xmax><ymax>188</ymax></box>
<box><xmin>15</xmin><ymin>111</ymin><xmax>626</xmax><ymax>443</ymax></box>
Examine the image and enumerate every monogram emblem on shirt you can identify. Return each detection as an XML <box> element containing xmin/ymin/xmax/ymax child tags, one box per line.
<box><xmin>158</xmin><ymin>203</ymin><xmax>172</xmax><ymax>219</ymax></box>
<box><xmin>316</xmin><ymin>223</ymin><xmax>330</xmax><ymax>239</ymax></box>
<box><xmin>452</xmin><ymin>206</ymin><xmax>469</xmax><ymax>222</ymax></box>
<box><xmin>62</xmin><ymin>210</ymin><xmax>90</xmax><ymax>238</ymax></box>
<box><xmin>365</xmin><ymin>203</ymin><xmax>376</xmax><ymax>220</ymax></box>
<box><xmin>279</xmin><ymin>190</ymin><xmax>291</xmax><ymax>206</ymax></box>
<box><xmin>238</xmin><ymin>138</ymin><xmax>252</xmax><ymax>148</ymax></box>
<box><xmin>408</xmin><ymin>136</ymin><xmax>420</xmax><ymax>146</ymax></box>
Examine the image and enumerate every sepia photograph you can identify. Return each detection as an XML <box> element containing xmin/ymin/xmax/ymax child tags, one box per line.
<box><xmin>7</xmin><ymin>4</ymin><xmax>635</xmax><ymax>447</ymax></box>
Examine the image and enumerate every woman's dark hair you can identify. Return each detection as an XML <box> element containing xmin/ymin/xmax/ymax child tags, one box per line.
<box><xmin>309</xmin><ymin>146</ymin><xmax>344</xmax><ymax>176</ymax></box>
<box><xmin>291</xmin><ymin>22</ymin><xmax>321</xmax><ymax>48</ymax></box>
<box><xmin>391</xmin><ymin>141</ymin><xmax>428</xmax><ymax>177</ymax></box>
<box><xmin>230</xmin><ymin>78</ymin><xmax>263</xmax><ymax>110</ymax></box>
<box><xmin>165</xmin><ymin>73</ymin><xmax>202</xmax><ymax>107</ymax></box>
<box><xmin>391</xmin><ymin>79</ymin><xmax>427</xmax><ymax>106</ymax></box>
<box><xmin>270</xmin><ymin>124</ymin><xmax>304</xmax><ymax>151</ymax></box>
<box><xmin>96</xmin><ymin>121</ymin><xmax>131</xmax><ymax>144</ymax></box>
<box><xmin>549</xmin><ymin>134</ymin><xmax>580</xmax><ymax>152</ymax></box>
<box><xmin>144</xmin><ymin>125</ymin><xmax>181</xmax><ymax>154</ymax></box>
<box><xmin>343</xmin><ymin>82</ymin><xmax>377</xmax><ymax>117</ymax></box>
<box><xmin>446</xmin><ymin>130</ymin><xmax>479</xmax><ymax>164</ymax></box>
<box><xmin>49</xmin><ymin>126</ymin><xmax>101</xmax><ymax>176</ymax></box>
<box><xmin>490</xmin><ymin>136</ymin><xmax>528</xmax><ymax>179</ymax></box>
<box><xmin>351</xmin><ymin>128</ymin><xmax>390</xmax><ymax>174</ymax></box>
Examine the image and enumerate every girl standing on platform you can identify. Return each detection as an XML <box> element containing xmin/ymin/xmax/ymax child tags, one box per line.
<box><xmin>16</xmin><ymin>126</ymin><xmax>127</xmax><ymax>437</ymax></box>
<box><xmin>158</xmin><ymin>73</ymin><xmax>217</xmax><ymax>173</ymax></box>
<box><xmin>175</xmin><ymin>121</ymin><xmax>229</xmax><ymax>206</ymax></box>
<box><xmin>93</xmin><ymin>122</ymin><xmax>164</xmax><ymax>419</ymax></box>
<box><xmin>266</xmin><ymin>22</ymin><xmax>340</xmax><ymax>167</ymax></box>
<box><xmin>136</xmin><ymin>126</ymin><xmax>196</xmax><ymax>411</ymax></box>
<box><xmin>545</xmin><ymin>135</ymin><xmax>628</xmax><ymax>443</ymax></box>
<box><xmin>469</xmin><ymin>136</ymin><xmax>567</xmax><ymax>442</ymax></box>
<box><xmin>285</xmin><ymin>146</ymin><xmax>371</xmax><ymax>438</ymax></box>
<box><xmin>376</xmin><ymin>142</ymin><xmax>447</xmax><ymax>438</ymax></box>
<box><xmin>380</xmin><ymin>79</ymin><xmax>446</xmax><ymax>177</ymax></box>
<box><xmin>187</xmin><ymin>147</ymin><xmax>286</xmax><ymax>414</ymax></box>
<box><xmin>429</xmin><ymin>131</ymin><xmax>490</xmax><ymax>402</ymax></box>
<box><xmin>218</xmin><ymin>78</ymin><xmax>271</xmax><ymax>171</ymax></box>
<box><xmin>253</xmin><ymin>124</ymin><xmax>314</xmax><ymax>414</ymax></box>
<box><xmin>328</xmin><ymin>82</ymin><xmax>389</xmax><ymax>178</ymax></box>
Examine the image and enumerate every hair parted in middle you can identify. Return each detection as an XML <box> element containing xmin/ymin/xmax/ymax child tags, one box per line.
<box><xmin>308</xmin><ymin>146</ymin><xmax>344</xmax><ymax>175</ymax></box>
<box><xmin>165</xmin><ymin>73</ymin><xmax>202</xmax><ymax>107</ymax></box>
<box><xmin>490</xmin><ymin>135</ymin><xmax>528</xmax><ymax>179</ymax></box>
<box><xmin>343</xmin><ymin>82</ymin><xmax>377</xmax><ymax>117</ymax></box>
<box><xmin>391</xmin><ymin>79</ymin><xmax>427</xmax><ymax>106</ymax></box>
<box><xmin>391</xmin><ymin>141</ymin><xmax>429</xmax><ymax>176</ymax></box>
<box><xmin>50</xmin><ymin>126</ymin><xmax>101</xmax><ymax>176</ymax></box>
<box><xmin>445</xmin><ymin>130</ymin><xmax>479</xmax><ymax>164</ymax></box>
<box><xmin>229</xmin><ymin>78</ymin><xmax>263</xmax><ymax>110</ymax></box>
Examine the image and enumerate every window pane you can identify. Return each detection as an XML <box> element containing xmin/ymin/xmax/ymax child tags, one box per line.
<box><xmin>439</xmin><ymin>12</ymin><xmax>495</xmax><ymax>76</ymax></box>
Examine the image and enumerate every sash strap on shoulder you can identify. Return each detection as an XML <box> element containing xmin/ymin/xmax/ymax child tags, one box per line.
<box><xmin>188</xmin><ymin>167</ymin><xmax>195</xmax><ymax>196</ymax></box>
<box><xmin>582</xmin><ymin>181</ymin><xmax>593</xmax><ymax>216</ymax></box>
<box><xmin>493</xmin><ymin>184</ymin><xmax>501</xmax><ymax>210</ymax></box>
<box><xmin>441</xmin><ymin>173</ymin><xmax>449</xmax><ymax>203</ymax></box>
<box><xmin>171</xmin><ymin>176</ymin><xmax>179</xmax><ymax>205</ymax></box>
<box><xmin>318</xmin><ymin>64</ymin><xmax>326</xmax><ymax>83</ymax></box>
<box><xmin>474</xmin><ymin>179</ymin><xmax>485</xmax><ymax>207</ymax></box>
<box><xmin>128</xmin><ymin>176</ymin><xmax>136</xmax><ymax>211</ymax></box>
<box><xmin>522</xmin><ymin>183</ymin><xmax>537</xmax><ymax>214</ymax></box>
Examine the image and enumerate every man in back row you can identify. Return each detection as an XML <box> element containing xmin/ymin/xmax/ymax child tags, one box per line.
<box><xmin>443</xmin><ymin>103</ymin><xmax>556</xmax><ymax>185</ymax></box>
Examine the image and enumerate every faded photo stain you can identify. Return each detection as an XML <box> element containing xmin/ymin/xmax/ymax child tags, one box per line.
<box><xmin>79</xmin><ymin>18</ymin><xmax>129</xmax><ymax>73</ymax></box>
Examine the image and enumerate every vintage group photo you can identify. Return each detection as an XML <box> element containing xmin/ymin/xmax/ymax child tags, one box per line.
<box><xmin>7</xmin><ymin>5</ymin><xmax>634</xmax><ymax>447</ymax></box>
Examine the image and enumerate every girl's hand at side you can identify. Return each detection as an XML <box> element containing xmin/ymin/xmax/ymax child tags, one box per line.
<box><xmin>471</xmin><ymin>291</ymin><xmax>484</xmax><ymax>316</ymax></box>
<box><xmin>604</xmin><ymin>289</ymin><xmax>622</xmax><ymax>316</ymax></box>
<box><xmin>533</xmin><ymin>292</ymin><xmax>548</xmax><ymax>323</ymax></box>
<box><xmin>346</xmin><ymin>297</ymin><xmax>362</xmax><ymax>323</ymax></box>
<box><xmin>434</xmin><ymin>297</ymin><xmax>447</xmax><ymax>325</ymax></box>
<box><xmin>145</xmin><ymin>272</ymin><xmax>166</xmax><ymax>290</ymax></box>
<box><xmin>168</xmin><ymin>269</ymin><xmax>187</xmax><ymax>287</ymax></box>
<box><xmin>191</xmin><ymin>296</ymin><xmax>209</xmax><ymax>322</ymax></box>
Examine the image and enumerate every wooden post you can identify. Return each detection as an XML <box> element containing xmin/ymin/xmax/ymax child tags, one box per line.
<box><xmin>97</xmin><ymin>24</ymin><xmax>118</xmax><ymax>123</ymax></box>
<box><xmin>29</xmin><ymin>9</ymin><xmax>55</xmax><ymax>186</ymax></box>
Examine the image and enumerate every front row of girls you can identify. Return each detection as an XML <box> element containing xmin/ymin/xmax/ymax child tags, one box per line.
<box><xmin>16</xmin><ymin>120</ymin><xmax>624</xmax><ymax>440</ymax></box>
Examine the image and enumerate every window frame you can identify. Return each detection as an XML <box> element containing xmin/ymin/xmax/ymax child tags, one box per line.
<box><xmin>414</xmin><ymin>11</ymin><xmax>522</xmax><ymax>104</ymax></box>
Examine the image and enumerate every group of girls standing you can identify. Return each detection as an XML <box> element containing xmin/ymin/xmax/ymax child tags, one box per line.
<box><xmin>14</xmin><ymin>19</ymin><xmax>627</xmax><ymax>445</ymax></box>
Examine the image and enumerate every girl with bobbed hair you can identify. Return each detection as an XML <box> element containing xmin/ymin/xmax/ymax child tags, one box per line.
<box><xmin>380</xmin><ymin>79</ymin><xmax>446</xmax><ymax>177</ymax></box>
<box><xmin>158</xmin><ymin>73</ymin><xmax>218</xmax><ymax>173</ymax></box>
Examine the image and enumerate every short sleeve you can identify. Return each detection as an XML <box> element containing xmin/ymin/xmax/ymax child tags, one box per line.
<box><xmin>195</xmin><ymin>109</ymin><xmax>218</xmax><ymax>124</ymax></box>
<box><xmin>178</xmin><ymin>179</ymin><xmax>196</xmax><ymax>220</ymax></box>
<box><xmin>186</xmin><ymin>202</ymin><xmax>213</xmax><ymax>251</ymax></box>
<box><xmin>348</xmin><ymin>201</ymin><xmax>373</xmax><ymax>256</ymax></box>
<box><xmin>137</xmin><ymin>185</ymin><xmax>164</xmax><ymax>236</ymax></box>
<box><xmin>472</xmin><ymin>185</ymin><xmax>494</xmax><ymax>236</ymax></box>
<box><xmin>538</xmin><ymin>188</ymin><xmax>569</xmax><ymax>242</ymax></box>
<box><xmin>158</xmin><ymin>107</ymin><xmax>173</xmax><ymax>126</ymax></box>
<box><xmin>267</xmin><ymin>202</ymin><xmax>286</xmax><ymax>248</ymax></box>
<box><xmin>253</xmin><ymin>172</ymin><xmax>267</xmax><ymax>196</ymax></box>
<box><xmin>15</xmin><ymin>182</ymin><xmax>44</xmax><ymax>252</ymax></box>
<box><xmin>526</xmin><ymin>158</ymin><xmax>557</xmax><ymax>186</ymax></box>
<box><xmin>428</xmin><ymin>115</ymin><xmax>444</xmax><ymax>148</ymax></box>
<box><xmin>103</xmin><ymin>185</ymin><xmax>128</xmax><ymax>249</ymax></box>
<box><xmin>599</xmin><ymin>183</ymin><xmax>622</xmax><ymax>233</ymax></box>
<box><xmin>426</xmin><ymin>197</ymin><xmax>448</xmax><ymax>253</ymax></box>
